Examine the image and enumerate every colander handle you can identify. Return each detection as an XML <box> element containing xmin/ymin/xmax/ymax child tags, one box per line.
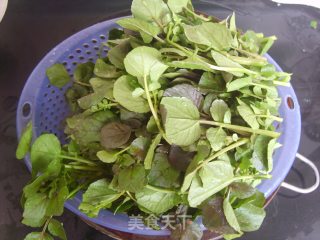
<box><xmin>281</xmin><ymin>153</ymin><xmax>320</xmax><ymax>194</ymax></box>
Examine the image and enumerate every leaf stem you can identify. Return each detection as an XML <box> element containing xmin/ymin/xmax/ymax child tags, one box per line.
<box><xmin>184</xmin><ymin>7</ymin><xmax>211</xmax><ymax>22</ymax></box>
<box><xmin>126</xmin><ymin>191</ymin><xmax>137</xmax><ymax>203</ymax></box>
<box><xmin>40</xmin><ymin>217</ymin><xmax>52</xmax><ymax>240</ymax></box>
<box><xmin>143</xmin><ymin>74</ymin><xmax>169</xmax><ymax>142</ymax></box>
<box><xmin>256</xmin><ymin>114</ymin><xmax>283</xmax><ymax>122</ymax></box>
<box><xmin>201</xmin><ymin>138</ymin><xmax>249</xmax><ymax>166</ymax></box>
<box><xmin>199</xmin><ymin>120</ymin><xmax>280</xmax><ymax>138</ymax></box>
<box><xmin>60</xmin><ymin>154</ymin><xmax>97</xmax><ymax>166</ymax></box>
<box><xmin>64</xmin><ymin>164</ymin><xmax>102</xmax><ymax>171</ymax></box>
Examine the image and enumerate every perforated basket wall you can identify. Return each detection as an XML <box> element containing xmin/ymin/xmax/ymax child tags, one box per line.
<box><xmin>16</xmin><ymin>18</ymin><xmax>301</xmax><ymax>236</ymax></box>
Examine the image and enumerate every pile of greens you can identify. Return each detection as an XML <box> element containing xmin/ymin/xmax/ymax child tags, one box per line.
<box><xmin>16</xmin><ymin>0</ymin><xmax>291</xmax><ymax>239</ymax></box>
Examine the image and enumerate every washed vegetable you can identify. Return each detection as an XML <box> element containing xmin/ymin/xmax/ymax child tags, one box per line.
<box><xmin>17</xmin><ymin>0</ymin><xmax>291</xmax><ymax>239</ymax></box>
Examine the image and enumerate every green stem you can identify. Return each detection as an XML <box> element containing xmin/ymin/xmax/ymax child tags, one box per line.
<box><xmin>146</xmin><ymin>184</ymin><xmax>176</xmax><ymax>194</ymax></box>
<box><xmin>143</xmin><ymin>74</ymin><xmax>169</xmax><ymax>142</ymax></box>
<box><xmin>60</xmin><ymin>154</ymin><xmax>97</xmax><ymax>166</ymax></box>
<box><xmin>67</xmin><ymin>183</ymin><xmax>87</xmax><ymax>199</ymax></box>
<box><xmin>40</xmin><ymin>217</ymin><xmax>52</xmax><ymax>240</ymax></box>
<box><xmin>126</xmin><ymin>191</ymin><xmax>137</xmax><ymax>203</ymax></box>
<box><xmin>167</xmin><ymin>39</ymin><xmax>257</xmax><ymax>75</ymax></box>
<box><xmin>184</xmin><ymin>7</ymin><xmax>211</xmax><ymax>21</ymax></box>
<box><xmin>273</xmin><ymin>80</ymin><xmax>290</xmax><ymax>86</ymax></box>
<box><xmin>199</xmin><ymin>120</ymin><xmax>280</xmax><ymax>138</ymax></box>
<box><xmin>115</xmin><ymin>146</ymin><xmax>130</xmax><ymax>156</ymax></box>
<box><xmin>256</xmin><ymin>114</ymin><xmax>283</xmax><ymax>122</ymax></box>
<box><xmin>74</xmin><ymin>80</ymin><xmax>91</xmax><ymax>87</ymax></box>
<box><xmin>201</xmin><ymin>138</ymin><xmax>249</xmax><ymax>167</ymax></box>
<box><xmin>64</xmin><ymin>164</ymin><xmax>102</xmax><ymax>171</ymax></box>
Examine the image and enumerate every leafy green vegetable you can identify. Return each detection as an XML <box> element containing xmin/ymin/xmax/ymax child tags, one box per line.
<box><xmin>144</xmin><ymin>133</ymin><xmax>162</xmax><ymax>169</ymax></box>
<box><xmin>131</xmin><ymin>0</ymin><xmax>171</xmax><ymax>27</ymax></box>
<box><xmin>310</xmin><ymin>20</ymin><xmax>318</xmax><ymax>29</ymax></box>
<box><xmin>30</xmin><ymin>134</ymin><xmax>61</xmax><ymax>175</ymax></box>
<box><xmin>210</xmin><ymin>99</ymin><xmax>230</xmax><ymax>123</ymax></box>
<box><xmin>118</xmin><ymin>164</ymin><xmax>147</xmax><ymax>192</ymax></box>
<box><xmin>160</xmin><ymin>97</ymin><xmax>201</xmax><ymax>146</ymax></box>
<box><xmin>148</xmin><ymin>153</ymin><xmax>180</xmax><ymax>188</ymax></box>
<box><xmin>79</xmin><ymin>179</ymin><xmax>123</xmax><ymax>217</ymax></box>
<box><xmin>234</xmin><ymin>202</ymin><xmax>266</xmax><ymax>232</ymax></box>
<box><xmin>16</xmin><ymin>121</ymin><xmax>33</xmax><ymax>159</ymax></box>
<box><xmin>48</xmin><ymin>219</ymin><xmax>67</xmax><ymax>240</ymax></box>
<box><xmin>17</xmin><ymin>1</ymin><xmax>289</xmax><ymax>238</ymax></box>
<box><xmin>206</xmin><ymin>127</ymin><xmax>227</xmax><ymax>151</ymax></box>
<box><xmin>46</xmin><ymin>63</ymin><xmax>70</xmax><ymax>88</ymax></box>
<box><xmin>74</xmin><ymin>62</ymin><xmax>94</xmax><ymax>83</ymax></box>
<box><xmin>136</xmin><ymin>187</ymin><xmax>181</xmax><ymax>214</ymax></box>
<box><xmin>188</xmin><ymin>161</ymin><xmax>234</xmax><ymax>207</ymax></box>
<box><xmin>25</xmin><ymin>232</ymin><xmax>53</xmax><ymax>240</ymax></box>
<box><xmin>113</xmin><ymin>75</ymin><xmax>150</xmax><ymax>113</ymax></box>
<box><xmin>100</xmin><ymin>122</ymin><xmax>131</xmax><ymax>149</ymax></box>
<box><xmin>182</xmin><ymin>22</ymin><xmax>233</xmax><ymax>51</ymax></box>
<box><xmin>124</xmin><ymin>46</ymin><xmax>168</xmax><ymax>83</ymax></box>
<box><xmin>163</xmin><ymin>84</ymin><xmax>203</xmax><ymax>109</ymax></box>
<box><xmin>202</xmin><ymin>196</ymin><xmax>235</xmax><ymax>234</ymax></box>
<box><xmin>223</xmin><ymin>198</ymin><xmax>241</xmax><ymax>233</ymax></box>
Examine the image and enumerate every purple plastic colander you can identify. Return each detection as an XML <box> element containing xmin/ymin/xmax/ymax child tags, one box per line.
<box><xmin>16</xmin><ymin>17</ymin><xmax>301</xmax><ymax>236</ymax></box>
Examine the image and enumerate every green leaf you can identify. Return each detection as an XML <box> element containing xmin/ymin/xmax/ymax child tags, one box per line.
<box><xmin>182</xmin><ymin>22</ymin><xmax>232</xmax><ymax>51</ymax></box>
<box><xmin>144</xmin><ymin>133</ymin><xmax>162</xmax><ymax>169</ymax></box>
<box><xmin>251</xmin><ymin>135</ymin><xmax>273</xmax><ymax>171</ymax></box>
<box><xmin>48</xmin><ymin>219</ymin><xmax>67</xmax><ymax>240</ymax></box>
<box><xmin>229</xmin><ymin>182</ymin><xmax>256</xmax><ymax>199</ymax></box>
<box><xmin>203</xmin><ymin>93</ymin><xmax>217</xmax><ymax>115</ymax></box>
<box><xmin>202</xmin><ymin>196</ymin><xmax>235</xmax><ymax>234</ymax></box>
<box><xmin>74</xmin><ymin>62</ymin><xmax>94</xmax><ymax>83</ymax></box>
<box><xmin>108</xmin><ymin>40</ymin><xmax>131</xmax><ymax>69</ymax></box>
<box><xmin>310</xmin><ymin>20</ymin><xmax>318</xmax><ymax>29</ymax></box>
<box><xmin>229</xmin><ymin>12</ymin><xmax>236</xmax><ymax>32</ymax></box>
<box><xmin>25</xmin><ymin>232</ymin><xmax>53</xmax><ymax>240</ymax></box>
<box><xmin>237</xmin><ymin>104</ymin><xmax>259</xmax><ymax>129</ymax></box>
<box><xmin>113</xmin><ymin>75</ymin><xmax>150</xmax><ymax>113</ymax></box>
<box><xmin>211</xmin><ymin>50</ymin><xmax>245</xmax><ymax>77</ymax></box>
<box><xmin>46</xmin><ymin>63</ymin><xmax>70</xmax><ymax>88</ymax></box>
<box><xmin>16</xmin><ymin>121</ymin><xmax>33</xmax><ymax>159</ymax></box>
<box><xmin>100</xmin><ymin>122</ymin><xmax>131</xmax><ymax>149</ymax></box>
<box><xmin>65</xmin><ymin>110</ymin><xmax>116</xmax><ymax>145</ymax></box>
<box><xmin>234</xmin><ymin>203</ymin><xmax>266</xmax><ymax>232</ymax></box>
<box><xmin>97</xmin><ymin>150</ymin><xmax>118</xmax><ymax>163</ymax></box>
<box><xmin>22</xmin><ymin>193</ymin><xmax>49</xmax><ymax>227</ymax></box>
<box><xmin>30</xmin><ymin>134</ymin><xmax>61</xmax><ymax>174</ymax></box>
<box><xmin>148</xmin><ymin>153</ymin><xmax>180</xmax><ymax>188</ymax></box>
<box><xmin>163</xmin><ymin>84</ymin><xmax>203</xmax><ymax>109</ymax></box>
<box><xmin>226</xmin><ymin>77</ymin><xmax>252</xmax><ymax>92</ymax></box>
<box><xmin>160</xmin><ymin>97</ymin><xmax>201</xmax><ymax>146</ymax></box>
<box><xmin>124</xmin><ymin>46</ymin><xmax>168</xmax><ymax>83</ymax></box>
<box><xmin>199</xmin><ymin>72</ymin><xmax>225</xmax><ymax>91</ymax></box>
<box><xmin>171</xmin><ymin>221</ymin><xmax>203</xmax><ymax>240</ymax></box>
<box><xmin>118</xmin><ymin>164</ymin><xmax>147</xmax><ymax>192</ymax></box>
<box><xmin>210</xmin><ymin>99</ymin><xmax>230</xmax><ymax>123</ymax></box>
<box><xmin>117</xmin><ymin>17</ymin><xmax>161</xmax><ymax>43</ymax></box>
<box><xmin>94</xmin><ymin>59</ymin><xmax>122</xmax><ymax>79</ymax></box>
<box><xmin>206</xmin><ymin>127</ymin><xmax>227</xmax><ymax>152</ymax></box>
<box><xmin>77</xmin><ymin>78</ymin><xmax>114</xmax><ymax>109</ymax></box>
<box><xmin>181</xmin><ymin>140</ymin><xmax>211</xmax><ymax>193</ymax></box>
<box><xmin>132</xmin><ymin>87</ymin><xmax>145</xmax><ymax>98</ymax></box>
<box><xmin>131</xmin><ymin>0</ymin><xmax>171</xmax><ymax>26</ymax></box>
<box><xmin>136</xmin><ymin>187</ymin><xmax>181</xmax><ymax>214</ymax></box>
<box><xmin>129</xmin><ymin>137</ymin><xmax>151</xmax><ymax>161</ymax></box>
<box><xmin>267</xmin><ymin>139</ymin><xmax>281</xmax><ymax>172</ymax></box>
<box><xmin>223</xmin><ymin>198</ymin><xmax>241</xmax><ymax>233</ymax></box>
<box><xmin>188</xmin><ymin>161</ymin><xmax>234</xmax><ymax>207</ymax></box>
<box><xmin>79</xmin><ymin>179</ymin><xmax>123</xmax><ymax>217</ymax></box>
<box><xmin>168</xmin><ymin>57</ymin><xmax>212</xmax><ymax>72</ymax></box>
<box><xmin>167</xmin><ymin>0</ymin><xmax>189</xmax><ymax>13</ymax></box>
